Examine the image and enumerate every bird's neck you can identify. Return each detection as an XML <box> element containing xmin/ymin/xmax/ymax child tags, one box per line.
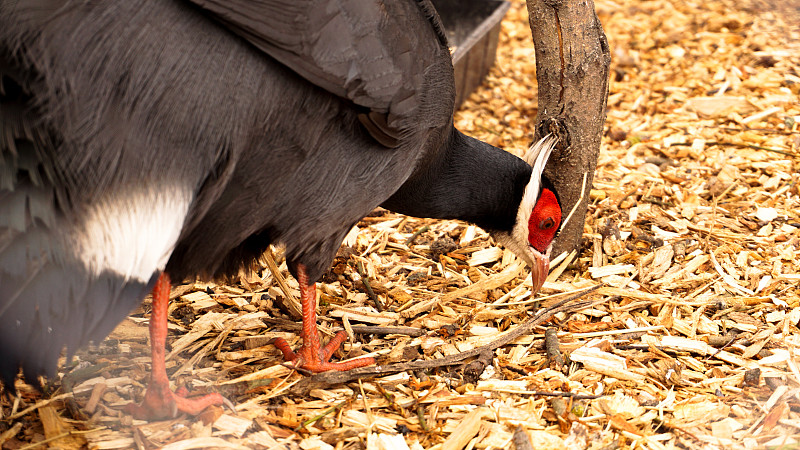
<box><xmin>382</xmin><ymin>128</ymin><xmax>531</xmax><ymax>233</ymax></box>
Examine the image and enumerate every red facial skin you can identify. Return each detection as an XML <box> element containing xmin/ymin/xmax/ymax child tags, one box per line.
<box><xmin>528</xmin><ymin>188</ymin><xmax>561</xmax><ymax>254</ymax></box>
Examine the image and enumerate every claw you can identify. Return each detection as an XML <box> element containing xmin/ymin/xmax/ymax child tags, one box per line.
<box><xmin>220</xmin><ymin>395</ymin><xmax>237</xmax><ymax>415</ymax></box>
<box><xmin>273</xmin><ymin>265</ymin><xmax>375</xmax><ymax>373</ymax></box>
<box><xmin>122</xmin><ymin>273</ymin><xmax>233</xmax><ymax>419</ymax></box>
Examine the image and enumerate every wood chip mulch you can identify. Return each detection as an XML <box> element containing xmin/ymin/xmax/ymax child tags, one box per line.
<box><xmin>1</xmin><ymin>0</ymin><xmax>799</xmax><ymax>448</ymax></box>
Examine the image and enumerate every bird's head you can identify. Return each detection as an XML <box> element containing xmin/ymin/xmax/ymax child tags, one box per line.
<box><xmin>494</xmin><ymin>135</ymin><xmax>561</xmax><ymax>293</ymax></box>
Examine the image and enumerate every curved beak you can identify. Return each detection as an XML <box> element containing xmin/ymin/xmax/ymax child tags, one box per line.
<box><xmin>530</xmin><ymin>252</ymin><xmax>550</xmax><ymax>293</ymax></box>
<box><xmin>490</xmin><ymin>232</ymin><xmax>552</xmax><ymax>294</ymax></box>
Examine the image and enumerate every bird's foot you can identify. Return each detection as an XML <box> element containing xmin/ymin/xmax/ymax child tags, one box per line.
<box><xmin>273</xmin><ymin>330</ymin><xmax>375</xmax><ymax>372</ymax></box>
<box><xmin>124</xmin><ymin>379</ymin><xmax>234</xmax><ymax>420</ymax></box>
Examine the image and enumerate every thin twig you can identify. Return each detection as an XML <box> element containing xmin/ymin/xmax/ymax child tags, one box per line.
<box><xmin>416</xmin><ymin>405</ymin><xmax>429</xmax><ymax>432</ymax></box>
<box><xmin>348</xmin><ymin>325</ymin><xmax>425</xmax><ymax>336</ymax></box>
<box><xmin>0</xmin><ymin>422</ymin><xmax>23</xmax><ymax>447</ymax></box>
<box><xmin>560</xmin><ymin>171</ymin><xmax>588</xmax><ymax>232</ymax></box>
<box><xmin>284</xmin><ymin>285</ymin><xmax>602</xmax><ymax>394</ymax></box>
<box><xmin>404</xmin><ymin>225</ymin><xmax>430</xmax><ymax>246</ymax></box>
<box><xmin>6</xmin><ymin>393</ymin><xmax>74</xmax><ymax>421</ymax></box>
<box><xmin>17</xmin><ymin>426</ymin><xmax>107</xmax><ymax>450</ymax></box>
<box><xmin>295</xmin><ymin>399</ymin><xmax>350</xmax><ymax>431</ymax></box>
<box><xmin>704</xmin><ymin>334</ymin><xmax>738</xmax><ymax>362</ymax></box>
<box><xmin>669</xmin><ymin>141</ymin><xmax>795</xmax><ymax>156</ymax></box>
<box><xmin>356</xmin><ymin>259</ymin><xmax>383</xmax><ymax>312</ymax></box>
<box><xmin>616</xmin><ymin>186</ymin><xmax>640</xmax><ymax>208</ymax></box>
<box><xmin>715</xmin><ymin>125</ymin><xmax>795</xmax><ymax>135</ymax></box>
<box><xmin>496</xmin><ymin>390</ymin><xmax>604</xmax><ymax>400</ymax></box>
<box><xmin>263</xmin><ymin>321</ymin><xmax>426</xmax><ymax>337</ymax></box>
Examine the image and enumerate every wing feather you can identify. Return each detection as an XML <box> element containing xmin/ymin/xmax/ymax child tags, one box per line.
<box><xmin>186</xmin><ymin>0</ymin><xmax>449</xmax><ymax>136</ymax></box>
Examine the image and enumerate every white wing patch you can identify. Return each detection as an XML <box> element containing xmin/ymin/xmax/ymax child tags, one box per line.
<box><xmin>72</xmin><ymin>185</ymin><xmax>193</xmax><ymax>282</ymax></box>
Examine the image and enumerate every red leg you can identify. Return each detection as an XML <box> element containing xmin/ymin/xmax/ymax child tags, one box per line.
<box><xmin>124</xmin><ymin>273</ymin><xmax>233</xmax><ymax>419</ymax></box>
<box><xmin>272</xmin><ymin>265</ymin><xmax>375</xmax><ymax>372</ymax></box>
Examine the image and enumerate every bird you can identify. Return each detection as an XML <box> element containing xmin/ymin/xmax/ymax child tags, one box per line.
<box><xmin>0</xmin><ymin>0</ymin><xmax>562</xmax><ymax>419</ymax></box>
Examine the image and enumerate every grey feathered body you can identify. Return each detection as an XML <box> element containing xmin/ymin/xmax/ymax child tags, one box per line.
<box><xmin>0</xmin><ymin>0</ymin><xmax>531</xmax><ymax>386</ymax></box>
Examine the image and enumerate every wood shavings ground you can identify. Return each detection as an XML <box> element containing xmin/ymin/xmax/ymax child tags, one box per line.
<box><xmin>1</xmin><ymin>0</ymin><xmax>799</xmax><ymax>448</ymax></box>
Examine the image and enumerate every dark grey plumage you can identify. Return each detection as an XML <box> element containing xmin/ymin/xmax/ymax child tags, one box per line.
<box><xmin>0</xmin><ymin>0</ymin><xmax>533</xmax><ymax>388</ymax></box>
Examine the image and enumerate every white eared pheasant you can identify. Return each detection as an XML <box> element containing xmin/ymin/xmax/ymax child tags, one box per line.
<box><xmin>0</xmin><ymin>0</ymin><xmax>562</xmax><ymax>419</ymax></box>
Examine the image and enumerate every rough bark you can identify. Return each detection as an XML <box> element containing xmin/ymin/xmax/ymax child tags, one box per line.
<box><xmin>526</xmin><ymin>0</ymin><xmax>610</xmax><ymax>263</ymax></box>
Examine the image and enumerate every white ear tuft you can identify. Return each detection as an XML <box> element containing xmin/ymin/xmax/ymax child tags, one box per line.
<box><xmin>522</xmin><ymin>135</ymin><xmax>557</xmax><ymax>179</ymax></box>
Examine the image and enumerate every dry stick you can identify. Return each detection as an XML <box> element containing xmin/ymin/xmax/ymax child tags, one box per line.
<box><xmin>716</xmin><ymin>125</ymin><xmax>794</xmax><ymax>135</ymax></box>
<box><xmin>416</xmin><ymin>405</ymin><xmax>429</xmax><ymax>432</ymax></box>
<box><xmin>6</xmin><ymin>393</ymin><xmax>74</xmax><ymax>421</ymax></box>
<box><xmin>348</xmin><ymin>325</ymin><xmax>425</xmax><ymax>337</ymax></box>
<box><xmin>285</xmin><ymin>285</ymin><xmax>602</xmax><ymax>395</ymax></box>
<box><xmin>616</xmin><ymin>186</ymin><xmax>640</xmax><ymax>209</ymax></box>
<box><xmin>704</xmin><ymin>334</ymin><xmax>738</xmax><ymax>362</ymax></box>
<box><xmin>559</xmin><ymin>171</ymin><xmax>588</xmax><ymax>234</ymax></box>
<box><xmin>531</xmin><ymin>391</ymin><xmax>603</xmax><ymax>400</ymax></box>
<box><xmin>261</xmin><ymin>319</ymin><xmax>426</xmax><ymax>337</ymax></box>
<box><xmin>0</xmin><ymin>422</ymin><xmax>23</xmax><ymax>447</ymax></box>
<box><xmin>463</xmin><ymin>349</ymin><xmax>494</xmax><ymax>382</ymax></box>
<box><xmin>263</xmin><ymin>247</ymin><xmax>302</xmax><ymax>319</ymax></box>
<box><xmin>544</xmin><ymin>327</ymin><xmax>565</xmax><ymax>369</ymax></box>
<box><xmin>356</xmin><ymin>259</ymin><xmax>383</xmax><ymax>312</ymax></box>
<box><xmin>295</xmin><ymin>398</ymin><xmax>350</xmax><ymax>431</ymax></box>
<box><xmin>404</xmin><ymin>225</ymin><xmax>430</xmax><ymax>246</ymax></box>
<box><xmin>669</xmin><ymin>141</ymin><xmax>796</xmax><ymax>157</ymax></box>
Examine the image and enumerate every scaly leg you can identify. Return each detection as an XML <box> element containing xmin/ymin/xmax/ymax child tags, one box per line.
<box><xmin>272</xmin><ymin>264</ymin><xmax>375</xmax><ymax>372</ymax></box>
<box><xmin>124</xmin><ymin>273</ymin><xmax>233</xmax><ymax>419</ymax></box>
